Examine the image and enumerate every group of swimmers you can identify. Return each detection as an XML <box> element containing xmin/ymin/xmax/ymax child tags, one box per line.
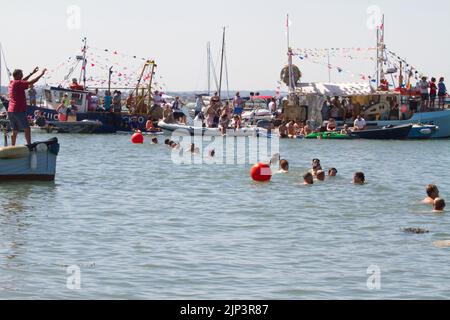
<box><xmin>422</xmin><ymin>184</ymin><xmax>446</xmax><ymax>213</ymax></box>
<box><xmin>277</xmin><ymin>158</ymin><xmax>364</xmax><ymax>186</ymax></box>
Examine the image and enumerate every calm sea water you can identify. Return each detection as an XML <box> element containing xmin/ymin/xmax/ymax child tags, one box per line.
<box><xmin>1</xmin><ymin>132</ymin><xmax>450</xmax><ymax>300</ymax></box>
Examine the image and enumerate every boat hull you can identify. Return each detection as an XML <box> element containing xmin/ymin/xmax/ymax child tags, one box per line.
<box><xmin>369</xmin><ymin>110</ymin><xmax>450</xmax><ymax>139</ymax></box>
<box><xmin>350</xmin><ymin>124</ymin><xmax>412</xmax><ymax>140</ymax></box>
<box><xmin>0</xmin><ymin>138</ymin><xmax>59</xmax><ymax>182</ymax></box>
<box><xmin>28</xmin><ymin>106</ymin><xmax>153</xmax><ymax>134</ymax></box>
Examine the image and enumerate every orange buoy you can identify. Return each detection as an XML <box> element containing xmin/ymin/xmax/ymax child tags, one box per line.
<box><xmin>131</xmin><ymin>132</ymin><xmax>144</xmax><ymax>144</ymax></box>
<box><xmin>251</xmin><ymin>163</ymin><xmax>272</xmax><ymax>182</ymax></box>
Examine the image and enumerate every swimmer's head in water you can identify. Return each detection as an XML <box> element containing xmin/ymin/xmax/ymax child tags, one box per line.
<box><xmin>316</xmin><ymin>170</ymin><xmax>325</xmax><ymax>181</ymax></box>
<box><xmin>280</xmin><ymin>159</ymin><xmax>289</xmax><ymax>171</ymax></box>
<box><xmin>152</xmin><ymin>138</ymin><xmax>158</xmax><ymax>144</ymax></box>
<box><xmin>426</xmin><ymin>184</ymin><xmax>440</xmax><ymax>199</ymax></box>
<box><xmin>303</xmin><ymin>172</ymin><xmax>314</xmax><ymax>185</ymax></box>
<box><xmin>328</xmin><ymin>168</ymin><xmax>338</xmax><ymax>176</ymax></box>
<box><xmin>353</xmin><ymin>172</ymin><xmax>365</xmax><ymax>185</ymax></box>
<box><xmin>434</xmin><ymin>198</ymin><xmax>446</xmax><ymax>211</ymax></box>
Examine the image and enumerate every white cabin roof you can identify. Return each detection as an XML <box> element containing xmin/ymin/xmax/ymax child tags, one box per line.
<box><xmin>295</xmin><ymin>82</ymin><xmax>395</xmax><ymax>97</ymax></box>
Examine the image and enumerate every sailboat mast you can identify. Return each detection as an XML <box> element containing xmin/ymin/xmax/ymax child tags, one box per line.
<box><xmin>79</xmin><ymin>37</ymin><xmax>87</xmax><ymax>88</ymax></box>
<box><xmin>0</xmin><ymin>42</ymin><xmax>2</xmax><ymax>96</ymax></box>
<box><xmin>207</xmin><ymin>42</ymin><xmax>211</xmax><ymax>95</ymax></box>
<box><xmin>286</xmin><ymin>14</ymin><xmax>295</xmax><ymax>93</ymax></box>
<box><xmin>218</xmin><ymin>27</ymin><xmax>226</xmax><ymax>100</ymax></box>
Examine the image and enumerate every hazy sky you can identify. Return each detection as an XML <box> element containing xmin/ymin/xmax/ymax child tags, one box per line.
<box><xmin>1</xmin><ymin>0</ymin><xmax>449</xmax><ymax>92</ymax></box>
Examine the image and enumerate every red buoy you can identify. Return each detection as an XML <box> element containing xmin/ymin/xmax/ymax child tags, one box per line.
<box><xmin>131</xmin><ymin>132</ymin><xmax>144</xmax><ymax>144</ymax></box>
<box><xmin>251</xmin><ymin>163</ymin><xmax>272</xmax><ymax>182</ymax></box>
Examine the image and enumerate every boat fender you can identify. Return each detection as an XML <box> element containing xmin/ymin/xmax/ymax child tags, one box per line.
<box><xmin>30</xmin><ymin>152</ymin><xmax>38</xmax><ymax>171</ymax></box>
<box><xmin>36</xmin><ymin>143</ymin><xmax>48</xmax><ymax>153</ymax></box>
<box><xmin>0</xmin><ymin>146</ymin><xmax>30</xmax><ymax>159</ymax></box>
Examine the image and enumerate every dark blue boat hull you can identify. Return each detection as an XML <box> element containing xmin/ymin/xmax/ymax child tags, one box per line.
<box><xmin>27</xmin><ymin>106</ymin><xmax>150</xmax><ymax>134</ymax></box>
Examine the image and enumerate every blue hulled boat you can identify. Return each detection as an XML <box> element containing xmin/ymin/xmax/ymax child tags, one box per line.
<box><xmin>0</xmin><ymin>137</ymin><xmax>60</xmax><ymax>181</ymax></box>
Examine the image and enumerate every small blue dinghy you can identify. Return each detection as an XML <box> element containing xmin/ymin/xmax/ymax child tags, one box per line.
<box><xmin>0</xmin><ymin>120</ymin><xmax>60</xmax><ymax>181</ymax></box>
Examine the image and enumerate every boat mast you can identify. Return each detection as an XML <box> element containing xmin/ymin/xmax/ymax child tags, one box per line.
<box><xmin>79</xmin><ymin>37</ymin><xmax>87</xmax><ymax>88</ymax></box>
<box><xmin>377</xmin><ymin>14</ymin><xmax>385</xmax><ymax>88</ymax></box>
<box><xmin>218</xmin><ymin>27</ymin><xmax>226</xmax><ymax>100</ymax></box>
<box><xmin>287</xmin><ymin>14</ymin><xmax>295</xmax><ymax>94</ymax></box>
<box><xmin>207</xmin><ymin>42</ymin><xmax>211</xmax><ymax>96</ymax></box>
<box><xmin>0</xmin><ymin>42</ymin><xmax>2</xmax><ymax>95</ymax></box>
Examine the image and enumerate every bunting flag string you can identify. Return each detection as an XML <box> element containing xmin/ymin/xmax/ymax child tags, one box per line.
<box><xmin>295</xmin><ymin>53</ymin><xmax>377</xmax><ymax>82</ymax></box>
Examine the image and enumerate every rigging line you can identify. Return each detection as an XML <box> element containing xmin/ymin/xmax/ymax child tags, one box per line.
<box><xmin>0</xmin><ymin>44</ymin><xmax>12</xmax><ymax>79</ymax></box>
<box><xmin>224</xmin><ymin>41</ymin><xmax>230</xmax><ymax>100</ymax></box>
<box><xmin>211</xmin><ymin>51</ymin><xmax>220</xmax><ymax>93</ymax></box>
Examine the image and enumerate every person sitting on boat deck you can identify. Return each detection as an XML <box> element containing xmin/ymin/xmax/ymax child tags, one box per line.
<box><xmin>279</xmin><ymin>159</ymin><xmax>289</xmax><ymax>173</ymax></box>
<box><xmin>69</xmin><ymin>78</ymin><xmax>84</xmax><ymax>91</ymax></box>
<box><xmin>353</xmin><ymin>115</ymin><xmax>367</xmax><ymax>131</ymax></box>
<box><xmin>130</xmin><ymin>116</ymin><xmax>140</xmax><ymax>132</ymax></box>
<box><xmin>423</xmin><ymin>184</ymin><xmax>440</xmax><ymax>205</ymax></box>
<box><xmin>433</xmin><ymin>198</ymin><xmax>446</xmax><ymax>213</ymax></box>
<box><xmin>353</xmin><ymin>172</ymin><xmax>366</xmax><ymax>185</ymax></box>
<box><xmin>146</xmin><ymin>117</ymin><xmax>156</xmax><ymax>132</ymax></box>
<box><xmin>163</xmin><ymin>104</ymin><xmax>176</xmax><ymax>124</ymax></box>
<box><xmin>205</xmin><ymin>103</ymin><xmax>219</xmax><ymax>128</ymax></box>
<box><xmin>34</xmin><ymin>111</ymin><xmax>47</xmax><ymax>127</ymax></box>
<box><xmin>278</xmin><ymin>122</ymin><xmax>288</xmax><ymax>138</ymax></box>
<box><xmin>287</xmin><ymin>121</ymin><xmax>296</xmax><ymax>138</ymax></box>
<box><xmin>28</xmin><ymin>84</ymin><xmax>37</xmax><ymax>106</ymax></box>
<box><xmin>303</xmin><ymin>172</ymin><xmax>314</xmax><ymax>186</ymax></box>
<box><xmin>171</xmin><ymin>97</ymin><xmax>186</xmax><ymax>124</ymax></box>
<box><xmin>219</xmin><ymin>112</ymin><xmax>230</xmax><ymax>135</ymax></box>
<box><xmin>302</xmin><ymin>121</ymin><xmax>314</xmax><ymax>136</ymax></box>
<box><xmin>326</xmin><ymin>118</ymin><xmax>337</xmax><ymax>132</ymax></box>
<box><xmin>103</xmin><ymin>91</ymin><xmax>112</xmax><ymax>112</ymax></box>
<box><xmin>151</xmin><ymin>137</ymin><xmax>158</xmax><ymax>145</ymax></box>
<box><xmin>328</xmin><ymin>168</ymin><xmax>338</xmax><ymax>177</ymax></box>
<box><xmin>438</xmin><ymin>77</ymin><xmax>447</xmax><ymax>109</ymax></box>
<box><xmin>231</xmin><ymin>114</ymin><xmax>242</xmax><ymax>130</ymax></box>
<box><xmin>316</xmin><ymin>170</ymin><xmax>326</xmax><ymax>182</ymax></box>
<box><xmin>8</xmin><ymin>67</ymin><xmax>47</xmax><ymax>146</ymax></box>
<box><xmin>340</xmin><ymin>124</ymin><xmax>352</xmax><ymax>135</ymax></box>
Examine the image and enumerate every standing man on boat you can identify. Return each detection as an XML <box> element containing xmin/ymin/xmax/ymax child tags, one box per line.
<box><xmin>8</xmin><ymin>67</ymin><xmax>47</xmax><ymax>146</ymax></box>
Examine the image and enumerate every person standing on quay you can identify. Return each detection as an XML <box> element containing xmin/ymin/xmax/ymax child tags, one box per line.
<box><xmin>8</xmin><ymin>67</ymin><xmax>47</xmax><ymax>146</ymax></box>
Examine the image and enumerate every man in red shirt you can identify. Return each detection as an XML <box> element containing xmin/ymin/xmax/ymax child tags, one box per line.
<box><xmin>69</xmin><ymin>78</ymin><xmax>84</xmax><ymax>91</ymax></box>
<box><xmin>8</xmin><ymin>67</ymin><xmax>47</xmax><ymax>146</ymax></box>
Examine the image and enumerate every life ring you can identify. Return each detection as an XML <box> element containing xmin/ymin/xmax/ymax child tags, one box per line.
<box><xmin>281</xmin><ymin>65</ymin><xmax>302</xmax><ymax>86</ymax></box>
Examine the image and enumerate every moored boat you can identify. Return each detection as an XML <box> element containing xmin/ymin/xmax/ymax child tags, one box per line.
<box><xmin>0</xmin><ymin>137</ymin><xmax>60</xmax><ymax>181</ymax></box>
<box><xmin>350</xmin><ymin>124</ymin><xmax>412</xmax><ymax>140</ymax></box>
